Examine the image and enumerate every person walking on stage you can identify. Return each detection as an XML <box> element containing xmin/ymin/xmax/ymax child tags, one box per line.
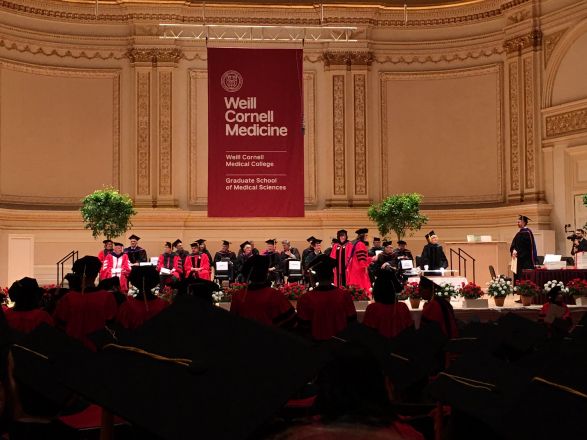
<box><xmin>510</xmin><ymin>215</ymin><xmax>537</xmax><ymax>282</ymax></box>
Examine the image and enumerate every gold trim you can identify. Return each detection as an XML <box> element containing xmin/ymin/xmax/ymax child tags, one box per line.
<box><xmin>136</xmin><ymin>70</ymin><xmax>151</xmax><ymax>197</ymax></box>
<box><xmin>333</xmin><ymin>74</ymin><xmax>345</xmax><ymax>196</ymax></box>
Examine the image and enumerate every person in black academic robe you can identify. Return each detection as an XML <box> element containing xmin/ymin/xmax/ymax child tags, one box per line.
<box><xmin>420</xmin><ymin>232</ymin><xmax>448</xmax><ymax>271</ymax></box>
<box><xmin>329</xmin><ymin>230</ymin><xmax>352</xmax><ymax>288</ymax></box>
<box><xmin>510</xmin><ymin>215</ymin><xmax>538</xmax><ymax>281</ymax></box>
<box><xmin>124</xmin><ymin>234</ymin><xmax>148</xmax><ymax>265</ymax></box>
<box><xmin>263</xmin><ymin>239</ymin><xmax>282</xmax><ymax>285</ymax></box>
<box><xmin>214</xmin><ymin>240</ymin><xmax>237</xmax><ymax>282</ymax></box>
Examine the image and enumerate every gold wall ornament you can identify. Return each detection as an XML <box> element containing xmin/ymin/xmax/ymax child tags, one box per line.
<box><xmin>503</xmin><ymin>29</ymin><xmax>542</xmax><ymax>54</ymax></box>
<box><xmin>523</xmin><ymin>57</ymin><xmax>535</xmax><ymax>190</ymax></box>
<box><xmin>545</xmin><ymin>108</ymin><xmax>587</xmax><ymax>139</ymax></box>
<box><xmin>158</xmin><ymin>70</ymin><xmax>172</xmax><ymax>197</ymax></box>
<box><xmin>374</xmin><ymin>47</ymin><xmax>505</xmax><ymax>65</ymax></box>
<box><xmin>323</xmin><ymin>51</ymin><xmax>373</xmax><ymax>68</ymax></box>
<box><xmin>136</xmin><ymin>70</ymin><xmax>151</xmax><ymax>197</ymax></box>
<box><xmin>333</xmin><ymin>74</ymin><xmax>346</xmax><ymax>196</ymax></box>
<box><xmin>509</xmin><ymin>60</ymin><xmax>520</xmax><ymax>191</ymax></box>
<box><xmin>354</xmin><ymin>74</ymin><xmax>367</xmax><ymax>196</ymax></box>
<box><xmin>127</xmin><ymin>48</ymin><xmax>182</xmax><ymax>65</ymax></box>
<box><xmin>543</xmin><ymin>29</ymin><xmax>567</xmax><ymax>67</ymax></box>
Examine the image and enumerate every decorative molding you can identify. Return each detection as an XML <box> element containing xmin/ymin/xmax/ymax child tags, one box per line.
<box><xmin>333</xmin><ymin>74</ymin><xmax>345</xmax><ymax>196</ymax></box>
<box><xmin>303</xmin><ymin>71</ymin><xmax>317</xmax><ymax>206</ymax></box>
<box><xmin>523</xmin><ymin>57</ymin><xmax>535</xmax><ymax>189</ymax></box>
<box><xmin>545</xmin><ymin>108</ymin><xmax>587</xmax><ymax>139</ymax></box>
<box><xmin>543</xmin><ymin>29</ymin><xmax>567</xmax><ymax>67</ymax></box>
<box><xmin>112</xmin><ymin>73</ymin><xmax>120</xmax><ymax>189</ymax></box>
<box><xmin>188</xmin><ymin>69</ymin><xmax>207</xmax><ymax>206</ymax></box>
<box><xmin>158</xmin><ymin>70</ymin><xmax>172</xmax><ymax>197</ymax></box>
<box><xmin>136</xmin><ymin>70</ymin><xmax>151</xmax><ymax>197</ymax></box>
<box><xmin>0</xmin><ymin>37</ymin><xmax>126</xmax><ymax>60</ymax></box>
<box><xmin>324</xmin><ymin>51</ymin><xmax>373</xmax><ymax>68</ymax></box>
<box><xmin>504</xmin><ymin>29</ymin><xmax>542</xmax><ymax>54</ymax></box>
<box><xmin>374</xmin><ymin>47</ymin><xmax>505</xmax><ymax>65</ymax></box>
<box><xmin>509</xmin><ymin>60</ymin><xmax>520</xmax><ymax>192</ymax></box>
<box><xmin>127</xmin><ymin>48</ymin><xmax>182</xmax><ymax>65</ymax></box>
<box><xmin>380</xmin><ymin>64</ymin><xmax>504</xmax><ymax>205</ymax></box>
<box><xmin>353</xmin><ymin>74</ymin><xmax>367</xmax><ymax>196</ymax></box>
<box><xmin>506</xmin><ymin>9</ymin><xmax>530</xmax><ymax>25</ymax></box>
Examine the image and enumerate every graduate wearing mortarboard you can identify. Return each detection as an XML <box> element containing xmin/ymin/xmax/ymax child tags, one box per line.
<box><xmin>124</xmin><ymin>234</ymin><xmax>148</xmax><ymax>265</ymax></box>
<box><xmin>98</xmin><ymin>239</ymin><xmax>113</xmax><ymax>262</ymax></box>
<box><xmin>510</xmin><ymin>215</ymin><xmax>538</xmax><ymax>282</ymax></box>
<box><xmin>184</xmin><ymin>240</ymin><xmax>211</xmax><ymax>281</ymax></box>
<box><xmin>100</xmin><ymin>242</ymin><xmax>132</xmax><ymax>292</ymax></box>
<box><xmin>329</xmin><ymin>229</ymin><xmax>353</xmax><ymax>288</ymax></box>
<box><xmin>172</xmin><ymin>239</ymin><xmax>190</xmax><ymax>267</ymax></box>
<box><xmin>263</xmin><ymin>239</ymin><xmax>282</xmax><ymax>285</ymax></box>
<box><xmin>235</xmin><ymin>241</ymin><xmax>255</xmax><ymax>282</ymax></box>
<box><xmin>213</xmin><ymin>240</ymin><xmax>237</xmax><ymax>282</ymax></box>
<box><xmin>156</xmin><ymin>242</ymin><xmax>182</xmax><ymax>287</ymax></box>
<box><xmin>346</xmin><ymin>228</ymin><xmax>372</xmax><ymax>294</ymax></box>
<box><xmin>419</xmin><ymin>231</ymin><xmax>449</xmax><ymax>272</ymax></box>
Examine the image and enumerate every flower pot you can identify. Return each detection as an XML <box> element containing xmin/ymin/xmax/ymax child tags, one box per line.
<box><xmin>563</xmin><ymin>296</ymin><xmax>576</xmax><ymax>306</ymax></box>
<box><xmin>409</xmin><ymin>298</ymin><xmax>421</xmax><ymax>309</ymax></box>
<box><xmin>521</xmin><ymin>295</ymin><xmax>533</xmax><ymax>306</ymax></box>
<box><xmin>289</xmin><ymin>300</ymin><xmax>297</xmax><ymax>310</ymax></box>
<box><xmin>575</xmin><ymin>296</ymin><xmax>587</xmax><ymax>306</ymax></box>
<box><xmin>354</xmin><ymin>300</ymin><xmax>370</xmax><ymax>310</ymax></box>
<box><xmin>218</xmin><ymin>302</ymin><xmax>231</xmax><ymax>311</ymax></box>
<box><xmin>461</xmin><ymin>298</ymin><xmax>488</xmax><ymax>309</ymax></box>
<box><xmin>533</xmin><ymin>292</ymin><xmax>547</xmax><ymax>305</ymax></box>
<box><xmin>493</xmin><ymin>296</ymin><xmax>505</xmax><ymax>307</ymax></box>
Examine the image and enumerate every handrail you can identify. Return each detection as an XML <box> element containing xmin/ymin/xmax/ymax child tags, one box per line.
<box><xmin>458</xmin><ymin>248</ymin><xmax>476</xmax><ymax>284</ymax></box>
<box><xmin>56</xmin><ymin>250</ymin><xmax>79</xmax><ymax>285</ymax></box>
<box><xmin>449</xmin><ymin>248</ymin><xmax>477</xmax><ymax>284</ymax></box>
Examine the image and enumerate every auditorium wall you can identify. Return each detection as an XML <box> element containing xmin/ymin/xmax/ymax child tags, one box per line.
<box><xmin>0</xmin><ymin>0</ymin><xmax>585</xmax><ymax>285</ymax></box>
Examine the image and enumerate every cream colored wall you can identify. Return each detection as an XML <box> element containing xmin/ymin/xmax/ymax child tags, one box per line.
<box><xmin>0</xmin><ymin>0</ymin><xmax>586</xmax><ymax>285</ymax></box>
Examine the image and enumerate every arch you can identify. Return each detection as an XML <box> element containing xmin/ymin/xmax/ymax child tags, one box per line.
<box><xmin>544</xmin><ymin>17</ymin><xmax>587</xmax><ymax>108</ymax></box>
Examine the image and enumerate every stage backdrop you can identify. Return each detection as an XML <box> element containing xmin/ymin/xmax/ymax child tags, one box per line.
<box><xmin>207</xmin><ymin>48</ymin><xmax>304</xmax><ymax>217</ymax></box>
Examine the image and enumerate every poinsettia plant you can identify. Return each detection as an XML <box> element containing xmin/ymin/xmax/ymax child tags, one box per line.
<box><xmin>460</xmin><ymin>282</ymin><xmax>483</xmax><ymax>299</ymax></box>
<box><xmin>486</xmin><ymin>277</ymin><xmax>513</xmax><ymax>297</ymax></box>
<box><xmin>279</xmin><ymin>283</ymin><xmax>306</xmax><ymax>300</ymax></box>
<box><xmin>343</xmin><ymin>286</ymin><xmax>370</xmax><ymax>301</ymax></box>
<box><xmin>514</xmin><ymin>280</ymin><xmax>541</xmax><ymax>297</ymax></box>
<box><xmin>403</xmin><ymin>282</ymin><xmax>421</xmax><ymax>299</ymax></box>
<box><xmin>567</xmin><ymin>278</ymin><xmax>587</xmax><ymax>297</ymax></box>
<box><xmin>156</xmin><ymin>285</ymin><xmax>175</xmax><ymax>303</ymax></box>
<box><xmin>437</xmin><ymin>283</ymin><xmax>460</xmax><ymax>298</ymax></box>
<box><xmin>543</xmin><ymin>280</ymin><xmax>569</xmax><ymax>295</ymax></box>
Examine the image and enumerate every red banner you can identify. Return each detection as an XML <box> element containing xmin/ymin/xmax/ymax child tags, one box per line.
<box><xmin>207</xmin><ymin>48</ymin><xmax>304</xmax><ymax>217</ymax></box>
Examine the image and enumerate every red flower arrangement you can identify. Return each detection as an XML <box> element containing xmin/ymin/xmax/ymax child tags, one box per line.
<box><xmin>514</xmin><ymin>279</ymin><xmax>541</xmax><ymax>297</ymax></box>
<box><xmin>342</xmin><ymin>286</ymin><xmax>371</xmax><ymax>301</ymax></box>
<box><xmin>460</xmin><ymin>282</ymin><xmax>483</xmax><ymax>299</ymax></box>
<box><xmin>567</xmin><ymin>278</ymin><xmax>587</xmax><ymax>297</ymax></box>
<box><xmin>158</xmin><ymin>285</ymin><xmax>175</xmax><ymax>303</ymax></box>
<box><xmin>279</xmin><ymin>283</ymin><xmax>306</xmax><ymax>300</ymax></box>
<box><xmin>403</xmin><ymin>282</ymin><xmax>420</xmax><ymax>299</ymax></box>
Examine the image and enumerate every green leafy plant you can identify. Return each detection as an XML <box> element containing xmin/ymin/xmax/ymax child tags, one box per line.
<box><xmin>80</xmin><ymin>187</ymin><xmax>137</xmax><ymax>239</ymax></box>
<box><xmin>367</xmin><ymin>193</ymin><xmax>428</xmax><ymax>241</ymax></box>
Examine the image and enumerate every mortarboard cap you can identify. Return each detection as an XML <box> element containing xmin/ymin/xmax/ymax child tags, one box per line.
<box><xmin>307</xmin><ymin>254</ymin><xmax>337</xmax><ymax>274</ymax></box>
<box><xmin>425</xmin><ymin>230</ymin><xmax>436</xmax><ymax>240</ymax></box>
<box><xmin>397</xmin><ymin>240</ymin><xmax>407</xmax><ymax>245</ymax></box>
<box><xmin>241</xmin><ymin>254</ymin><xmax>270</xmax><ymax>282</ymax></box>
<box><xmin>240</xmin><ymin>241</ymin><xmax>251</xmax><ymax>250</ymax></box>
<box><xmin>102</xmin><ymin>239</ymin><xmax>113</xmax><ymax>245</ymax></box>
<box><xmin>172</xmin><ymin>239</ymin><xmax>182</xmax><ymax>248</ymax></box>
<box><xmin>373</xmin><ymin>237</ymin><xmax>381</xmax><ymax>242</ymax></box>
<box><xmin>164</xmin><ymin>241</ymin><xmax>172</xmax><ymax>248</ymax></box>
<box><xmin>8</xmin><ymin>277</ymin><xmax>43</xmax><ymax>304</ymax></box>
<box><xmin>331</xmin><ymin>237</ymin><xmax>340</xmax><ymax>244</ymax></box>
<box><xmin>184</xmin><ymin>279</ymin><xmax>222</xmax><ymax>303</ymax></box>
<box><xmin>355</xmin><ymin>228</ymin><xmax>369</xmax><ymax>235</ymax></box>
<box><xmin>190</xmin><ymin>241</ymin><xmax>199</xmax><ymax>247</ymax></box>
<box><xmin>310</xmin><ymin>238</ymin><xmax>322</xmax><ymax>245</ymax></box>
<box><xmin>57</xmin><ymin>298</ymin><xmax>323</xmax><ymax>440</ymax></box>
<box><xmin>128</xmin><ymin>234</ymin><xmax>141</xmax><ymax>241</ymax></box>
<box><xmin>336</xmin><ymin>229</ymin><xmax>348</xmax><ymax>237</ymax></box>
<box><xmin>128</xmin><ymin>266</ymin><xmax>160</xmax><ymax>293</ymax></box>
<box><xmin>265</xmin><ymin>239</ymin><xmax>276</xmax><ymax>245</ymax></box>
<box><xmin>222</xmin><ymin>240</ymin><xmax>230</xmax><ymax>246</ymax></box>
<box><xmin>72</xmin><ymin>256</ymin><xmax>102</xmax><ymax>278</ymax></box>
<box><xmin>518</xmin><ymin>215</ymin><xmax>531</xmax><ymax>223</ymax></box>
<box><xmin>196</xmin><ymin>239</ymin><xmax>206</xmax><ymax>245</ymax></box>
<box><xmin>306</xmin><ymin>236</ymin><xmax>317</xmax><ymax>243</ymax></box>
<box><xmin>382</xmin><ymin>240</ymin><xmax>392</xmax><ymax>247</ymax></box>
<box><xmin>113</xmin><ymin>242</ymin><xmax>124</xmax><ymax>247</ymax></box>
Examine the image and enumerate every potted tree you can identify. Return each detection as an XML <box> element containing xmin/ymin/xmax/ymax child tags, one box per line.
<box><xmin>486</xmin><ymin>277</ymin><xmax>513</xmax><ymax>307</ymax></box>
<box><xmin>367</xmin><ymin>193</ymin><xmax>428</xmax><ymax>241</ymax></box>
<box><xmin>514</xmin><ymin>280</ymin><xmax>541</xmax><ymax>306</ymax></box>
<box><xmin>80</xmin><ymin>187</ymin><xmax>137</xmax><ymax>240</ymax></box>
<box><xmin>460</xmin><ymin>282</ymin><xmax>487</xmax><ymax>308</ymax></box>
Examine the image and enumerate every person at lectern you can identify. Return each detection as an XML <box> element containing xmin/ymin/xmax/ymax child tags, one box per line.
<box><xmin>509</xmin><ymin>215</ymin><xmax>537</xmax><ymax>281</ymax></box>
<box><xmin>419</xmin><ymin>231</ymin><xmax>448</xmax><ymax>272</ymax></box>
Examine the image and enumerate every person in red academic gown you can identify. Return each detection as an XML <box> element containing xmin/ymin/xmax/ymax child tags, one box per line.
<box><xmin>230</xmin><ymin>255</ymin><xmax>296</xmax><ymax>328</ymax></box>
<box><xmin>363</xmin><ymin>271</ymin><xmax>413</xmax><ymax>339</ymax></box>
<box><xmin>100</xmin><ymin>242</ymin><xmax>131</xmax><ymax>292</ymax></box>
<box><xmin>420</xmin><ymin>277</ymin><xmax>458</xmax><ymax>338</ymax></box>
<box><xmin>330</xmin><ymin>229</ymin><xmax>353</xmax><ymax>287</ymax></box>
<box><xmin>98</xmin><ymin>239</ymin><xmax>114</xmax><ymax>262</ymax></box>
<box><xmin>346</xmin><ymin>228</ymin><xmax>372</xmax><ymax>293</ymax></box>
<box><xmin>116</xmin><ymin>266</ymin><xmax>168</xmax><ymax>330</ymax></box>
<box><xmin>157</xmin><ymin>242</ymin><xmax>182</xmax><ymax>286</ymax></box>
<box><xmin>54</xmin><ymin>256</ymin><xmax>118</xmax><ymax>350</ymax></box>
<box><xmin>5</xmin><ymin>277</ymin><xmax>54</xmax><ymax>333</ymax></box>
<box><xmin>297</xmin><ymin>254</ymin><xmax>357</xmax><ymax>341</ymax></box>
<box><xmin>184</xmin><ymin>240</ymin><xmax>211</xmax><ymax>281</ymax></box>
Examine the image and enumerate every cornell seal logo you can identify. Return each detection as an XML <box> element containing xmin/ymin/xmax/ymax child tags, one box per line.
<box><xmin>221</xmin><ymin>70</ymin><xmax>243</xmax><ymax>93</ymax></box>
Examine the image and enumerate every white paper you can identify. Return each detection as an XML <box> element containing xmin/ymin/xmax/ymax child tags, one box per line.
<box><xmin>289</xmin><ymin>260</ymin><xmax>302</xmax><ymax>270</ymax></box>
<box><xmin>160</xmin><ymin>267</ymin><xmax>172</xmax><ymax>275</ymax></box>
<box><xmin>216</xmin><ymin>261</ymin><xmax>229</xmax><ymax>271</ymax></box>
